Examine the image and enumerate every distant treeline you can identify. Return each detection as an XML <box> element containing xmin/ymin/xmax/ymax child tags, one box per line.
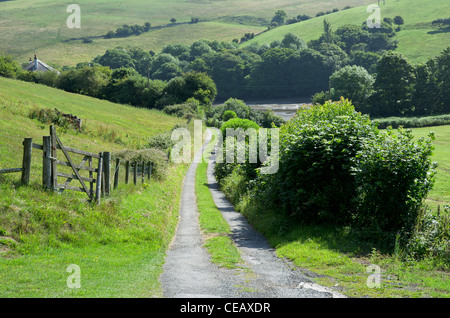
<box><xmin>104</xmin><ymin>17</ymin><xmax>200</xmax><ymax>39</ymax></box>
<box><xmin>105</xmin><ymin>22</ymin><xmax>152</xmax><ymax>38</ymax></box>
<box><xmin>85</xmin><ymin>18</ymin><xmax>403</xmax><ymax>102</ymax></box>
<box><xmin>432</xmin><ymin>18</ymin><xmax>450</xmax><ymax>26</ymax></box>
<box><xmin>1</xmin><ymin>18</ymin><xmax>448</xmax><ymax>118</ymax></box>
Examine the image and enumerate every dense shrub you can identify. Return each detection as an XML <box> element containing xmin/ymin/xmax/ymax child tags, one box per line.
<box><xmin>222</xmin><ymin>110</ymin><xmax>237</xmax><ymax>121</ymax></box>
<box><xmin>406</xmin><ymin>206</ymin><xmax>449</xmax><ymax>267</ymax></box>
<box><xmin>28</xmin><ymin>107</ymin><xmax>81</xmax><ymax>130</ymax></box>
<box><xmin>144</xmin><ymin>133</ymin><xmax>175</xmax><ymax>153</ymax></box>
<box><xmin>162</xmin><ymin>100</ymin><xmax>199</xmax><ymax>119</ymax></box>
<box><xmin>271</xmin><ymin>99</ymin><xmax>379</xmax><ymax>224</ymax></box>
<box><xmin>0</xmin><ymin>55</ymin><xmax>20</xmax><ymax>78</ymax></box>
<box><xmin>212</xmin><ymin>98</ymin><xmax>250</xmax><ymax>119</ymax></box>
<box><xmin>351</xmin><ymin>127</ymin><xmax>437</xmax><ymax>238</ymax></box>
<box><xmin>215</xmin><ymin>99</ymin><xmax>438</xmax><ymax>246</ymax></box>
<box><xmin>219</xmin><ymin>117</ymin><xmax>260</xmax><ymax>136</ymax></box>
<box><xmin>216</xmin><ymin>118</ymin><xmax>261</xmax><ymax>181</ymax></box>
<box><xmin>207</xmin><ymin>98</ymin><xmax>285</xmax><ymax>129</ymax></box>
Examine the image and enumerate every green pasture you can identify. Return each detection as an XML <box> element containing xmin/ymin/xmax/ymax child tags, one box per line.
<box><xmin>242</xmin><ymin>0</ymin><xmax>450</xmax><ymax>63</ymax></box>
<box><xmin>0</xmin><ymin>0</ymin><xmax>371</xmax><ymax>66</ymax></box>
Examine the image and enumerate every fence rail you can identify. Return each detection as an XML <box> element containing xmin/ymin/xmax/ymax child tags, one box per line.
<box><xmin>0</xmin><ymin>125</ymin><xmax>155</xmax><ymax>204</ymax></box>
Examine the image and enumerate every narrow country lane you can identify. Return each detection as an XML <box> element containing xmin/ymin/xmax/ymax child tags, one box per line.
<box><xmin>159</xmin><ymin>129</ymin><xmax>345</xmax><ymax>298</ymax></box>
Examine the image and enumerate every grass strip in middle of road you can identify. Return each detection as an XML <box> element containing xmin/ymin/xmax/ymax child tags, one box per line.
<box><xmin>195</xmin><ymin>133</ymin><xmax>243</xmax><ymax>269</ymax></box>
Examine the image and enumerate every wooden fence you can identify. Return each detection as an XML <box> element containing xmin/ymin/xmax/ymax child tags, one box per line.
<box><xmin>0</xmin><ymin>125</ymin><xmax>155</xmax><ymax>204</ymax></box>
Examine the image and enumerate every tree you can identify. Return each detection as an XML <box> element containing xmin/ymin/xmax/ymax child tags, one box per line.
<box><xmin>94</xmin><ymin>48</ymin><xmax>135</xmax><ymax>70</ymax></box>
<box><xmin>202</xmin><ymin>52</ymin><xmax>246</xmax><ymax>99</ymax></box>
<box><xmin>164</xmin><ymin>72</ymin><xmax>217</xmax><ymax>107</ymax></box>
<box><xmin>248</xmin><ymin>47</ymin><xmax>297</xmax><ymax>98</ymax></box>
<box><xmin>335</xmin><ymin>24</ymin><xmax>371</xmax><ymax>53</ymax></box>
<box><xmin>281</xmin><ymin>33</ymin><xmax>307</xmax><ymax>50</ymax></box>
<box><xmin>297</xmin><ymin>14</ymin><xmax>311</xmax><ymax>22</ymax></box>
<box><xmin>190</xmin><ymin>40</ymin><xmax>213</xmax><ymax>59</ymax></box>
<box><xmin>128</xmin><ymin>47</ymin><xmax>152</xmax><ymax>77</ymax></box>
<box><xmin>393</xmin><ymin>16</ymin><xmax>404</xmax><ymax>26</ymax></box>
<box><xmin>0</xmin><ymin>54</ymin><xmax>20</xmax><ymax>78</ymax></box>
<box><xmin>142</xmin><ymin>80</ymin><xmax>166</xmax><ymax>109</ymax></box>
<box><xmin>248</xmin><ymin>47</ymin><xmax>331</xmax><ymax>98</ymax></box>
<box><xmin>56</xmin><ymin>66</ymin><xmax>111</xmax><ymax>98</ymax></box>
<box><xmin>329</xmin><ymin>65</ymin><xmax>374</xmax><ymax>109</ymax></box>
<box><xmin>383</xmin><ymin>17</ymin><xmax>393</xmax><ymax>25</ymax></box>
<box><xmin>411</xmin><ymin>63</ymin><xmax>439</xmax><ymax>116</ymax></box>
<box><xmin>106</xmin><ymin>75</ymin><xmax>148</xmax><ymax>106</ymax></box>
<box><xmin>271</xmin><ymin>10</ymin><xmax>287</xmax><ymax>25</ymax></box>
<box><xmin>150</xmin><ymin>53</ymin><xmax>179</xmax><ymax>76</ymax></box>
<box><xmin>152</xmin><ymin>62</ymin><xmax>182</xmax><ymax>81</ymax></box>
<box><xmin>162</xmin><ymin>43</ymin><xmax>190</xmax><ymax>59</ymax></box>
<box><xmin>433</xmin><ymin>47</ymin><xmax>450</xmax><ymax>114</ymax></box>
<box><xmin>369</xmin><ymin>52</ymin><xmax>416</xmax><ymax>116</ymax></box>
<box><xmin>170</xmin><ymin>18</ymin><xmax>177</xmax><ymax>24</ymax></box>
<box><xmin>367</xmin><ymin>32</ymin><xmax>397</xmax><ymax>52</ymax></box>
<box><xmin>183</xmin><ymin>71</ymin><xmax>217</xmax><ymax>106</ymax></box>
<box><xmin>363</xmin><ymin>20</ymin><xmax>395</xmax><ymax>37</ymax></box>
<box><xmin>315</xmin><ymin>43</ymin><xmax>349</xmax><ymax>71</ymax></box>
<box><xmin>322</xmin><ymin>19</ymin><xmax>334</xmax><ymax>44</ymax></box>
<box><xmin>350</xmin><ymin>51</ymin><xmax>381</xmax><ymax>74</ymax></box>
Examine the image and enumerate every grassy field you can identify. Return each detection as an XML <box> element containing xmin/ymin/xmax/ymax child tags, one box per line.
<box><xmin>0</xmin><ymin>0</ymin><xmax>371</xmax><ymax>67</ymax></box>
<box><xmin>242</xmin><ymin>0</ymin><xmax>450</xmax><ymax>63</ymax></box>
<box><xmin>0</xmin><ymin>77</ymin><xmax>191</xmax><ymax>297</ymax></box>
<box><xmin>410</xmin><ymin>125</ymin><xmax>450</xmax><ymax>210</ymax></box>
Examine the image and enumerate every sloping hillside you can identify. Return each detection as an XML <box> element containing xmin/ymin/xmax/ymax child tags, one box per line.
<box><xmin>0</xmin><ymin>76</ymin><xmax>191</xmax><ymax>297</ymax></box>
<box><xmin>0</xmin><ymin>76</ymin><xmax>184</xmax><ymax>162</ymax></box>
<box><xmin>0</xmin><ymin>0</ymin><xmax>372</xmax><ymax>66</ymax></box>
<box><xmin>242</xmin><ymin>0</ymin><xmax>450</xmax><ymax>63</ymax></box>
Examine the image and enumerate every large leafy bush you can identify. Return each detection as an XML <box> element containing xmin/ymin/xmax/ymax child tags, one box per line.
<box><xmin>273</xmin><ymin>99</ymin><xmax>379</xmax><ymax>224</ymax></box>
<box><xmin>217</xmin><ymin>99</ymin><xmax>437</xmax><ymax>243</ymax></box>
<box><xmin>352</xmin><ymin>127</ymin><xmax>437</xmax><ymax>236</ymax></box>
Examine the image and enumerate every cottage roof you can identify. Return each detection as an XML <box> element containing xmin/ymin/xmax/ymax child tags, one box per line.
<box><xmin>24</xmin><ymin>55</ymin><xmax>59</xmax><ymax>73</ymax></box>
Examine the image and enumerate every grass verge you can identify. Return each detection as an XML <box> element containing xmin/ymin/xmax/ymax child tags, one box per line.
<box><xmin>0</xmin><ymin>163</ymin><xmax>189</xmax><ymax>297</ymax></box>
<box><xmin>195</xmin><ymin>133</ymin><xmax>243</xmax><ymax>269</ymax></box>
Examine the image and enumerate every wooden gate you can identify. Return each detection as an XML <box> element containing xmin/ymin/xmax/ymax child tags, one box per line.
<box><xmin>47</xmin><ymin>125</ymin><xmax>105</xmax><ymax>203</ymax></box>
<box><xmin>1</xmin><ymin>125</ymin><xmax>156</xmax><ymax>204</ymax></box>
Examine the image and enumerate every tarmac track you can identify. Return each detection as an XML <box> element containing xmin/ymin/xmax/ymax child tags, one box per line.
<box><xmin>159</xmin><ymin>129</ymin><xmax>345</xmax><ymax>298</ymax></box>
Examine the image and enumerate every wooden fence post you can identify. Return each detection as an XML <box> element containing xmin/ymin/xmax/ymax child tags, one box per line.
<box><xmin>125</xmin><ymin>161</ymin><xmax>130</xmax><ymax>184</ymax></box>
<box><xmin>50</xmin><ymin>125</ymin><xmax>57</xmax><ymax>191</ymax></box>
<box><xmin>21</xmin><ymin>138</ymin><xmax>33</xmax><ymax>185</ymax></box>
<box><xmin>133</xmin><ymin>162</ymin><xmax>137</xmax><ymax>185</ymax></box>
<box><xmin>103</xmin><ymin>152</ymin><xmax>111</xmax><ymax>196</ymax></box>
<box><xmin>95</xmin><ymin>153</ymin><xmax>103</xmax><ymax>204</ymax></box>
<box><xmin>114</xmin><ymin>158</ymin><xmax>120</xmax><ymax>189</ymax></box>
<box><xmin>141</xmin><ymin>161</ymin><xmax>145</xmax><ymax>184</ymax></box>
<box><xmin>42</xmin><ymin>136</ymin><xmax>51</xmax><ymax>190</ymax></box>
<box><xmin>147</xmin><ymin>162</ymin><xmax>151</xmax><ymax>180</ymax></box>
